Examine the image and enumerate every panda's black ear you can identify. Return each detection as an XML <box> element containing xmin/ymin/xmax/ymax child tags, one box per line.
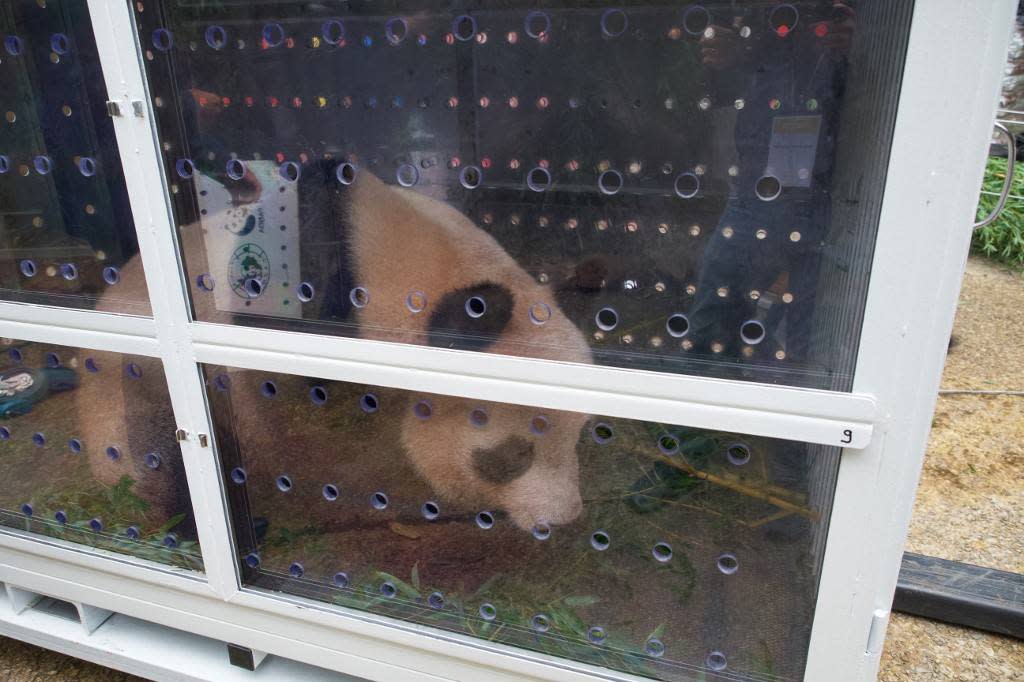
<box><xmin>427</xmin><ymin>282</ymin><xmax>514</xmax><ymax>351</ymax></box>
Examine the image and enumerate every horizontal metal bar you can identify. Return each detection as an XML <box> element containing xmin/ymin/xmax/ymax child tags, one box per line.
<box><xmin>893</xmin><ymin>552</ymin><xmax>1024</xmax><ymax>639</ymax></box>
<box><xmin>191</xmin><ymin>322</ymin><xmax>876</xmax><ymax>449</ymax></box>
<box><xmin>0</xmin><ymin>302</ymin><xmax>159</xmax><ymax>357</ymax></box>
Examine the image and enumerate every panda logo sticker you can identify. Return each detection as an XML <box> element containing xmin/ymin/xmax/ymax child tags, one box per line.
<box><xmin>229</xmin><ymin>244</ymin><xmax>270</xmax><ymax>299</ymax></box>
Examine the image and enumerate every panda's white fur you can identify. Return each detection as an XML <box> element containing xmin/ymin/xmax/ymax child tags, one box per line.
<box><xmin>81</xmin><ymin>168</ymin><xmax>592</xmax><ymax>532</ymax></box>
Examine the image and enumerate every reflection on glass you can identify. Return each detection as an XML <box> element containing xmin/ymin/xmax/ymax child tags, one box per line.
<box><xmin>0</xmin><ymin>0</ymin><xmax>149</xmax><ymax>314</ymax></box>
<box><xmin>140</xmin><ymin>1</ymin><xmax>911</xmax><ymax>390</ymax></box>
<box><xmin>0</xmin><ymin>340</ymin><xmax>201</xmax><ymax>570</ymax></box>
<box><xmin>207</xmin><ymin>365</ymin><xmax>840</xmax><ymax>680</ymax></box>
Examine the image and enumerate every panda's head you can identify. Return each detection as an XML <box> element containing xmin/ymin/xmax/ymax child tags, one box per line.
<box><xmin>344</xmin><ymin>171</ymin><xmax>594</xmax><ymax>530</ymax></box>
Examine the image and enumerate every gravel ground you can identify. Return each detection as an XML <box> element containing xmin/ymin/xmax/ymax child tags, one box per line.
<box><xmin>0</xmin><ymin>256</ymin><xmax>1020</xmax><ymax>680</ymax></box>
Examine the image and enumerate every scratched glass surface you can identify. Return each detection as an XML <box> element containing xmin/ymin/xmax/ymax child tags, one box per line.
<box><xmin>0</xmin><ymin>340</ymin><xmax>201</xmax><ymax>570</ymax></box>
<box><xmin>0</xmin><ymin>0</ymin><xmax>149</xmax><ymax>314</ymax></box>
<box><xmin>137</xmin><ymin>1</ymin><xmax>911</xmax><ymax>390</ymax></box>
<box><xmin>207</xmin><ymin>364</ymin><xmax>840</xmax><ymax>680</ymax></box>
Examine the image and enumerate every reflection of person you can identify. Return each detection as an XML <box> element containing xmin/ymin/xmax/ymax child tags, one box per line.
<box><xmin>187</xmin><ymin>88</ymin><xmax>262</xmax><ymax>204</ymax></box>
<box><xmin>689</xmin><ymin>3</ymin><xmax>855</xmax><ymax>372</ymax></box>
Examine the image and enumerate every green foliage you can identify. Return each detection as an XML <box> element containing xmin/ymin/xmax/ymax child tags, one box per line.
<box><xmin>974</xmin><ymin>156</ymin><xmax>1024</xmax><ymax>269</ymax></box>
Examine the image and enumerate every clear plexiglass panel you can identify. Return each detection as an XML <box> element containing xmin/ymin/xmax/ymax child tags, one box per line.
<box><xmin>0</xmin><ymin>340</ymin><xmax>201</xmax><ymax>571</ymax></box>
<box><xmin>139</xmin><ymin>1</ymin><xmax>912</xmax><ymax>390</ymax></box>
<box><xmin>0</xmin><ymin>0</ymin><xmax>150</xmax><ymax>314</ymax></box>
<box><xmin>206</xmin><ymin>365</ymin><xmax>840</xmax><ymax>680</ymax></box>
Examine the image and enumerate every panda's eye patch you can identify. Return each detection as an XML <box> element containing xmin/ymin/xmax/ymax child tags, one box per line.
<box><xmin>472</xmin><ymin>436</ymin><xmax>536</xmax><ymax>485</ymax></box>
<box><xmin>427</xmin><ymin>281</ymin><xmax>514</xmax><ymax>351</ymax></box>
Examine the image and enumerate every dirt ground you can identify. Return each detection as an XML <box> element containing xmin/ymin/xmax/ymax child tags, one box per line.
<box><xmin>0</xmin><ymin>255</ymin><xmax>1020</xmax><ymax>679</ymax></box>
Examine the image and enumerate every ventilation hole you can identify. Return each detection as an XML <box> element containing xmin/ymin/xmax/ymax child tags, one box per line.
<box><xmin>396</xmin><ymin>163</ymin><xmax>419</xmax><ymax>187</ymax></box>
<box><xmin>0</xmin><ymin>156</ymin><xmax>10</xmax><ymax>174</ymax></box>
<box><xmin>196</xmin><ymin>273</ymin><xmax>215</xmax><ymax>291</ymax></box>
<box><xmin>245</xmin><ymin>553</ymin><xmax>261</xmax><ymax>568</ymax></box>
<box><xmin>666</xmin><ymin>313</ymin><xmax>690</xmax><ymax>338</ymax></box>
<box><xmin>380</xmin><ymin>581</ymin><xmax>396</xmax><ymax>597</ymax></box>
<box><xmin>309</xmin><ymin>385</ymin><xmax>328</xmax><ymax>405</ymax></box>
<box><xmin>279</xmin><ymin>161</ymin><xmax>300</xmax><ymax>182</ymax></box>
<box><xmin>531</xmin><ymin>614</ymin><xmax>551</xmax><ymax>632</ymax></box>
<box><xmin>476</xmin><ymin>511</ymin><xmax>495</xmax><ymax>529</ymax></box>
<box><xmin>591</xmin><ymin>422</ymin><xmax>613</xmax><ymax>444</ymax></box>
<box><xmin>296</xmin><ymin>281</ymin><xmax>315</xmax><ymax>302</ymax></box>
<box><xmin>20</xmin><ymin>503</ymin><xmax>32</xmax><ymax>517</ymax></box>
<box><xmin>706</xmin><ymin>651</ymin><xmax>728</xmax><ymax>672</ymax></box>
<box><xmin>349</xmin><ymin>286</ymin><xmax>369</xmax><ymax>308</ymax></box>
<box><xmin>89</xmin><ymin>517</ymin><xmax>103</xmax><ymax>532</ymax></box>
<box><xmin>175</xmin><ymin>158</ymin><xmax>195</xmax><ymax>179</ymax></box>
<box><xmin>289</xmin><ymin>562</ymin><xmax>304</xmax><ymax>578</ymax></box>
<box><xmin>528</xmin><ymin>302</ymin><xmax>552</xmax><ymax>325</ymax></box>
<box><xmin>645</xmin><ymin>638</ymin><xmax>666</xmax><ymax>658</ymax></box>
<box><xmin>657</xmin><ymin>434</ymin><xmax>679</xmax><ymax>455</ymax></box>
<box><xmin>59</xmin><ymin>263</ymin><xmax>78</xmax><ymax>281</ymax></box>
<box><xmin>144</xmin><ymin>452</ymin><xmax>161</xmax><ymax>470</ymax></box>
<box><xmin>683</xmin><ymin>6</ymin><xmax>712</xmax><ymax>35</ymax></box>
<box><xmin>33</xmin><ymin>156</ymin><xmax>53</xmax><ymax>175</ymax></box>
<box><xmin>100</xmin><ymin>266</ymin><xmax>120</xmax><ymax>285</ymax></box>
<box><xmin>322</xmin><ymin>483</ymin><xmax>339</xmax><ymax>501</ymax></box>
<box><xmin>241</xmin><ymin>277</ymin><xmax>264</xmax><ymax>298</ymax></box>
<box><xmin>321</xmin><ymin>20</ymin><xmax>345</xmax><ymax>45</ymax></box>
<box><xmin>674</xmin><ymin>172</ymin><xmax>700</xmax><ymax>199</ymax></box>
<box><xmin>413</xmin><ymin>400</ymin><xmax>432</xmax><ymax>419</ymax></box>
<box><xmin>126</xmin><ymin>362</ymin><xmax>143</xmax><ymax>379</ymax></box>
<box><xmin>54</xmin><ymin>510</ymin><xmax>68</xmax><ymax>525</ymax></box>
<box><xmin>421</xmin><ymin>501</ymin><xmax>440</xmax><ymax>520</ymax></box>
<box><xmin>45</xmin><ymin>353</ymin><xmax>60</xmax><ymax>368</ymax></box>
<box><xmin>600</xmin><ymin>9</ymin><xmax>628</xmax><ymax>37</ymax></box>
<box><xmin>78</xmin><ymin>157</ymin><xmax>97</xmax><ymax>177</ymax></box>
<box><xmin>335</xmin><ymin>162</ymin><xmax>356</xmax><ymax>185</ymax></box>
<box><xmin>532</xmin><ymin>523</ymin><xmax>551</xmax><ymax>541</ymax></box>
<box><xmin>385</xmin><ymin>17</ymin><xmax>408</xmax><ymax>44</ymax></box>
<box><xmin>371</xmin><ymin>492</ymin><xmax>389</xmax><ymax>510</ymax></box>
<box><xmin>468</xmin><ymin>409</ymin><xmax>489</xmax><ymax>428</ymax></box>
<box><xmin>0</xmin><ymin>426</ymin><xmax>10</xmax><ymax>440</ymax></box>
<box><xmin>755</xmin><ymin>174</ymin><xmax>782</xmax><ymax>201</ymax></box>
<box><xmin>652</xmin><ymin>542</ymin><xmax>673</xmax><ymax>562</ymax></box>
<box><xmin>230</xmin><ymin>467</ymin><xmax>247</xmax><ymax>484</ymax></box>
<box><xmin>588</xmin><ymin>626</ymin><xmax>607</xmax><ymax>644</ymax></box>
<box><xmin>225</xmin><ymin>158</ymin><xmax>245</xmax><ymax>180</ymax></box>
<box><xmin>262</xmin><ymin>23</ymin><xmax>285</xmax><ymax>48</ymax></box>
<box><xmin>405</xmin><ymin>291</ymin><xmax>427</xmax><ymax>313</ymax></box>
<box><xmin>4</xmin><ymin>36</ymin><xmax>24</xmax><ymax>56</ymax></box>
<box><xmin>459</xmin><ymin>165</ymin><xmax>482</xmax><ymax>189</ymax></box>
<box><xmin>276</xmin><ymin>475</ymin><xmax>292</xmax><ymax>492</ymax></box>
<box><xmin>106</xmin><ymin>446</ymin><xmax>121</xmax><ymax>461</ymax></box>
<box><xmin>727</xmin><ymin>443</ymin><xmax>751</xmax><ymax>466</ymax></box>
<box><xmin>204</xmin><ymin>25</ymin><xmax>227</xmax><ymax>50</ymax></box>
<box><xmin>126</xmin><ymin>526</ymin><xmax>140</xmax><ymax>540</ymax></box>
<box><xmin>151</xmin><ymin>28</ymin><xmax>173</xmax><ymax>51</ymax></box>
<box><xmin>595</xmin><ymin>307</ymin><xmax>618</xmax><ymax>331</ymax></box>
<box><xmin>214</xmin><ymin>374</ymin><xmax>231</xmax><ymax>391</ymax></box>
<box><xmin>769</xmin><ymin>4</ymin><xmax>799</xmax><ymax>35</ymax></box>
<box><xmin>19</xmin><ymin>260</ymin><xmax>36</xmax><ymax>278</ymax></box>
<box><xmin>47</xmin><ymin>32</ymin><xmax>70</xmax><ymax>55</ymax></box>
<box><xmin>258</xmin><ymin>381</ymin><xmax>277</xmax><ymax>399</ymax></box>
<box><xmin>333</xmin><ymin>571</ymin><xmax>349</xmax><ymax>588</ymax></box>
<box><xmin>590</xmin><ymin>530</ymin><xmax>611</xmax><ymax>551</ymax></box>
<box><xmin>8</xmin><ymin>348</ymin><xmax>21</xmax><ymax>363</ymax></box>
<box><xmin>597</xmin><ymin>169</ymin><xmax>623</xmax><ymax>195</ymax></box>
<box><xmin>530</xmin><ymin>415</ymin><xmax>550</xmax><ymax>435</ymax></box>
<box><xmin>740</xmin><ymin>320</ymin><xmax>766</xmax><ymax>345</ymax></box>
<box><xmin>526</xmin><ymin>166</ymin><xmax>551</xmax><ymax>192</ymax></box>
<box><xmin>452</xmin><ymin>15</ymin><xmax>477</xmax><ymax>41</ymax></box>
<box><xmin>360</xmin><ymin>393</ymin><xmax>380</xmax><ymax>414</ymax></box>
<box><xmin>524</xmin><ymin>11</ymin><xmax>551</xmax><ymax>38</ymax></box>
<box><xmin>32</xmin><ymin>432</ymin><xmax>45</xmax><ymax>447</ymax></box>
<box><xmin>479</xmin><ymin>603</ymin><xmax>497</xmax><ymax>621</ymax></box>
<box><xmin>84</xmin><ymin>358</ymin><xmax>99</xmax><ymax>373</ymax></box>
<box><xmin>716</xmin><ymin>552</ymin><xmax>740</xmax><ymax>575</ymax></box>
<box><xmin>464</xmin><ymin>295</ymin><xmax>486</xmax><ymax>318</ymax></box>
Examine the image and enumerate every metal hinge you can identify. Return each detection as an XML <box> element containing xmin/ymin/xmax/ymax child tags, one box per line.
<box><xmin>131</xmin><ymin>100</ymin><xmax>144</xmax><ymax>118</ymax></box>
<box><xmin>175</xmin><ymin>428</ymin><xmax>188</xmax><ymax>442</ymax></box>
<box><xmin>198</xmin><ymin>434</ymin><xmax>209</xmax><ymax>447</ymax></box>
<box><xmin>865</xmin><ymin>609</ymin><xmax>890</xmax><ymax>655</ymax></box>
<box><xmin>105</xmin><ymin>100</ymin><xmax>122</xmax><ymax>117</ymax></box>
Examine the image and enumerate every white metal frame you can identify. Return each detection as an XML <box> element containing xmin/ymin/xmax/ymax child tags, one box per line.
<box><xmin>0</xmin><ymin>1</ymin><xmax>1016</xmax><ymax>680</ymax></box>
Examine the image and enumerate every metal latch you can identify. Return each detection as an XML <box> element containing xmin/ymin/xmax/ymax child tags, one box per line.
<box><xmin>105</xmin><ymin>100</ymin><xmax>122</xmax><ymax>118</ymax></box>
<box><xmin>131</xmin><ymin>100</ymin><xmax>145</xmax><ymax>118</ymax></box>
<box><xmin>175</xmin><ymin>428</ymin><xmax>188</xmax><ymax>442</ymax></box>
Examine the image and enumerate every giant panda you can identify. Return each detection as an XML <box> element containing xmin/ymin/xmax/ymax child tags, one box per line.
<box><xmin>80</xmin><ymin>164</ymin><xmax>593</xmax><ymax>535</ymax></box>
